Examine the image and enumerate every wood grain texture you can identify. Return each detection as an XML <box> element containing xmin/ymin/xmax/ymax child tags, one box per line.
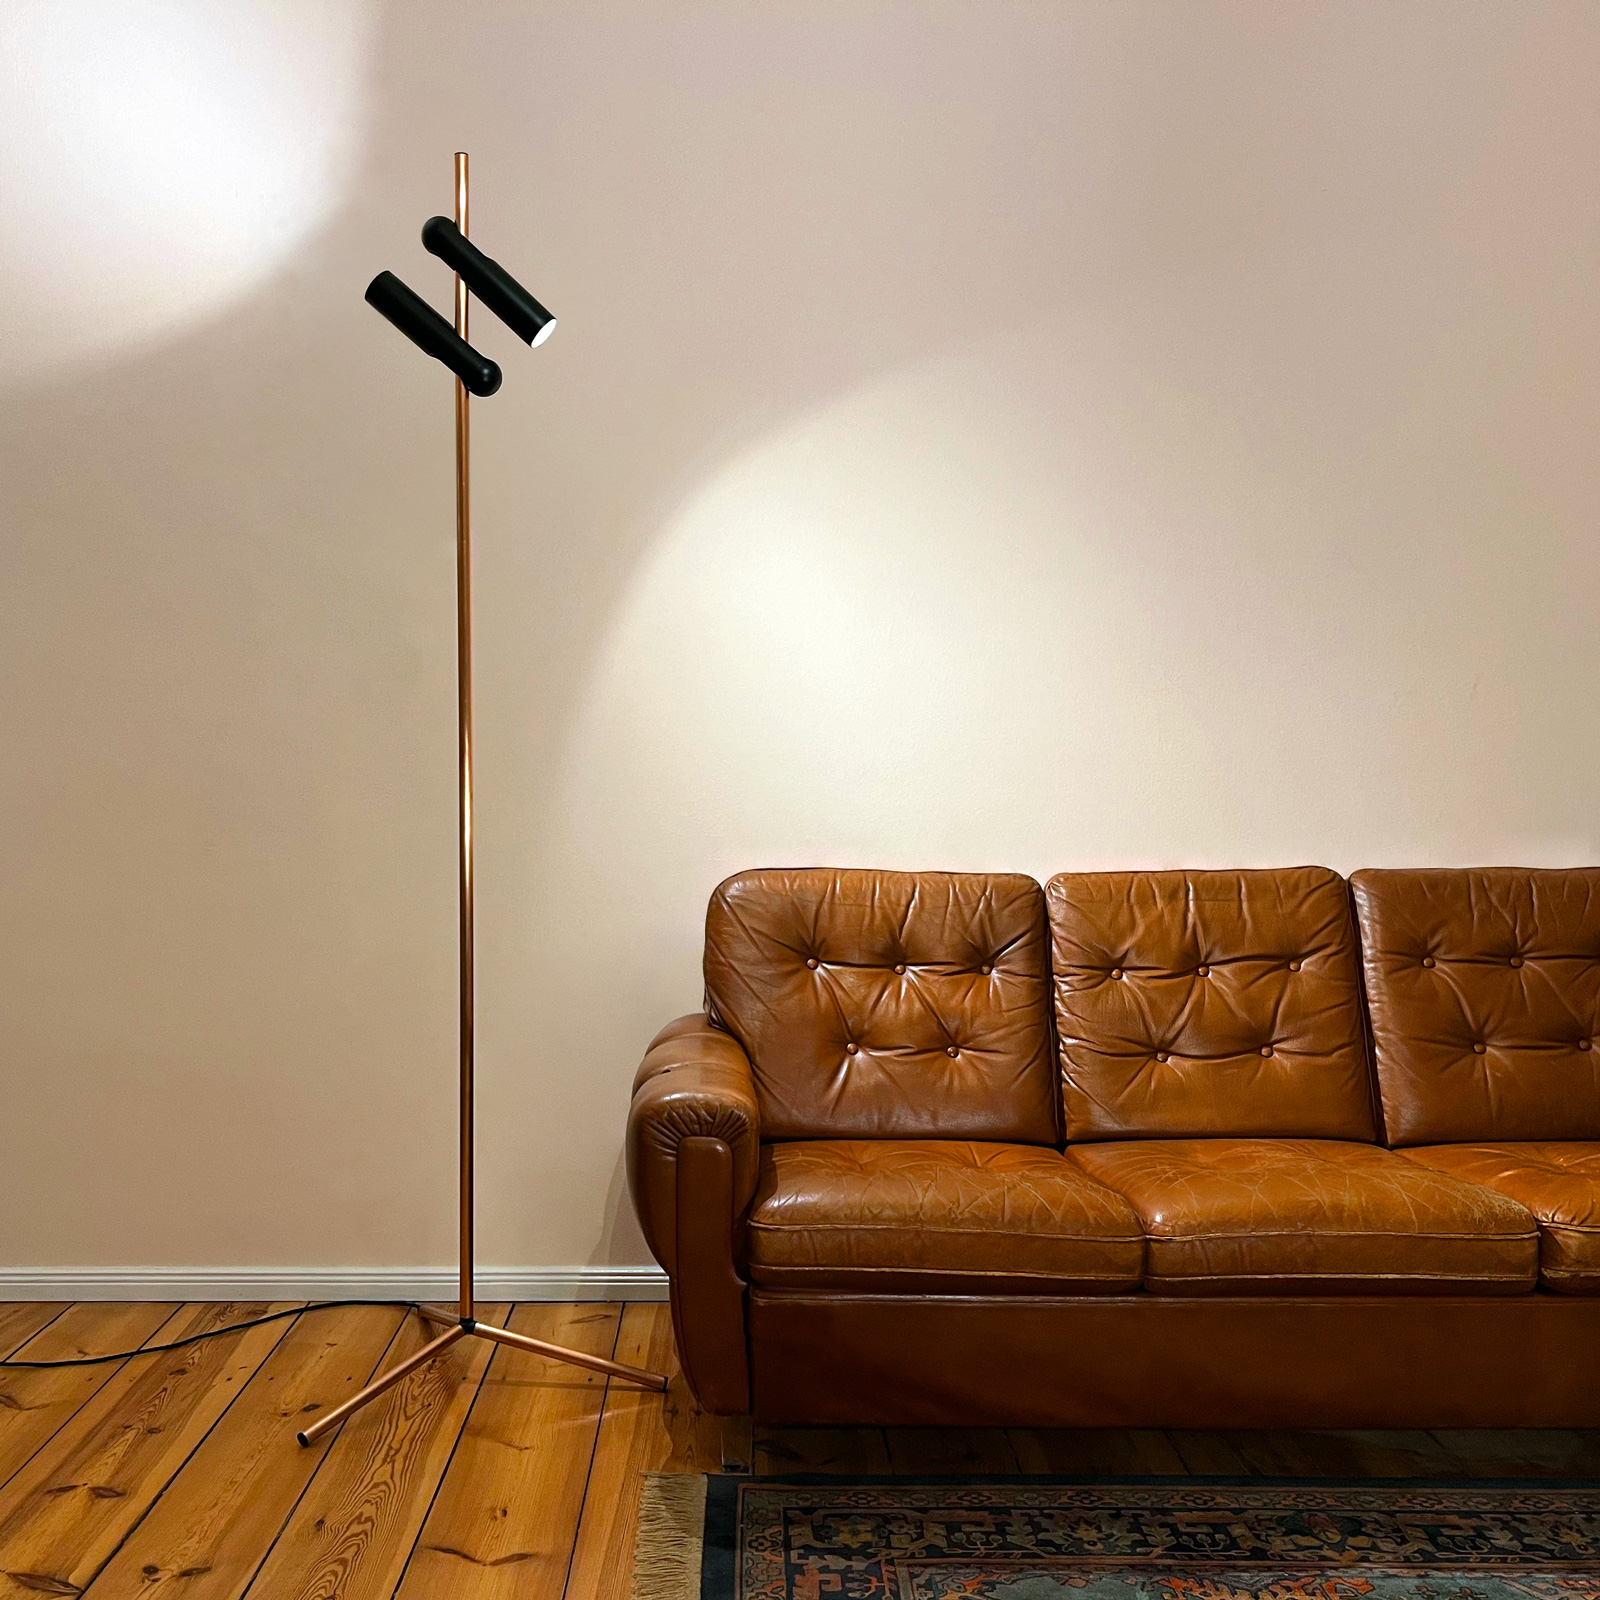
<box><xmin>1256</xmin><ymin>1429</ymin><xmax>1469</xmax><ymax>1479</ymax></box>
<box><xmin>0</xmin><ymin>1301</ymin><xmax>1595</xmax><ymax>1600</ymax></box>
<box><xmin>1217</xmin><ymin>1430</ymin><xmax>1358</xmax><ymax>1479</ymax></box>
<box><xmin>1009</xmin><ymin>1428</ymin><xmax>1188</xmax><ymax>1476</ymax></box>
<box><xmin>563</xmin><ymin>1303</ymin><xmax>718</xmax><ymax>1600</ymax></box>
<box><xmin>886</xmin><ymin>1427</ymin><xmax>1019</xmax><ymax>1475</ymax></box>
<box><xmin>241</xmin><ymin>1305</ymin><xmax>509</xmax><ymax>1600</ymax></box>
<box><xmin>0</xmin><ymin>1304</ymin><xmax>179</xmax><ymax>1497</ymax></box>
<box><xmin>86</xmin><ymin>1304</ymin><xmax>409</xmax><ymax>1599</ymax></box>
<box><xmin>0</xmin><ymin>1308</ymin><xmax>66</xmax><ymax>1361</ymax></box>
<box><xmin>1435</xmin><ymin>1429</ymin><xmax>1600</xmax><ymax>1479</ymax></box>
<box><xmin>756</xmin><ymin>1426</ymin><xmax>892</xmax><ymax>1476</ymax></box>
<box><xmin>1167</xmin><ymin>1430</ymin><xmax>1254</xmax><ymax>1476</ymax></box>
<box><xmin>0</xmin><ymin>1303</ymin><xmax>293</xmax><ymax>1600</ymax></box>
<box><xmin>393</xmin><ymin>1303</ymin><xmax>621</xmax><ymax>1600</ymax></box>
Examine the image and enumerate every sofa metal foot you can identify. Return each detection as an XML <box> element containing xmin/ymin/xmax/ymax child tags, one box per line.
<box><xmin>720</xmin><ymin>1412</ymin><xmax>753</xmax><ymax>1474</ymax></box>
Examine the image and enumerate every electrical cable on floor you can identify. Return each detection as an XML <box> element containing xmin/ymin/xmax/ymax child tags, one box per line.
<box><xmin>0</xmin><ymin>1300</ymin><xmax>426</xmax><ymax>1368</ymax></box>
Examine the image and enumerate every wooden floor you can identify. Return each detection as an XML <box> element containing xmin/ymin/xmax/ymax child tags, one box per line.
<box><xmin>2</xmin><ymin>1301</ymin><xmax>1599</xmax><ymax>1599</ymax></box>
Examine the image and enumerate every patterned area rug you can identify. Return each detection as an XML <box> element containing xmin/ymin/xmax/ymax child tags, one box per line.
<box><xmin>632</xmin><ymin>1477</ymin><xmax>1600</xmax><ymax>1600</ymax></box>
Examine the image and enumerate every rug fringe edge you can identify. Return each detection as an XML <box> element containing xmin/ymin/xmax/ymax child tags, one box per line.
<box><xmin>631</xmin><ymin>1471</ymin><xmax>707</xmax><ymax>1600</ymax></box>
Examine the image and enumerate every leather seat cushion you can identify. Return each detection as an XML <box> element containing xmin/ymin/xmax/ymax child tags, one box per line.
<box><xmin>1402</xmin><ymin>1143</ymin><xmax>1600</xmax><ymax>1295</ymax></box>
<box><xmin>746</xmin><ymin>1140</ymin><xmax>1144</xmax><ymax>1294</ymax></box>
<box><xmin>1069</xmin><ymin>1139</ymin><xmax>1538</xmax><ymax>1295</ymax></box>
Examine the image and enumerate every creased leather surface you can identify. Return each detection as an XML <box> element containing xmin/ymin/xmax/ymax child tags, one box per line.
<box><xmin>1070</xmin><ymin>1138</ymin><xmax>1537</xmax><ymax>1294</ymax></box>
<box><xmin>1047</xmin><ymin>868</ymin><xmax>1378</xmax><ymax>1141</ymax></box>
<box><xmin>670</xmin><ymin>1137</ymin><xmax>750</xmax><ymax>1412</ymax></box>
<box><xmin>747</xmin><ymin>1139</ymin><xmax>1143</xmax><ymax>1294</ymax></box>
<box><xmin>1402</xmin><ymin>1142</ymin><xmax>1600</xmax><ymax>1294</ymax></box>
<box><xmin>627</xmin><ymin>1013</ymin><xmax>760</xmax><ymax>1275</ymax></box>
<box><xmin>1351</xmin><ymin>868</ymin><xmax>1600</xmax><ymax>1145</ymax></box>
<box><xmin>748</xmin><ymin>1292</ymin><xmax>1600</xmax><ymax>1426</ymax></box>
<box><xmin>704</xmin><ymin>869</ymin><xmax>1057</xmax><ymax>1142</ymax></box>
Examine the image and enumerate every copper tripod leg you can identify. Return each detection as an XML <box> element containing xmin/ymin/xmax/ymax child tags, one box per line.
<box><xmin>472</xmin><ymin>1319</ymin><xmax>670</xmax><ymax>1390</ymax></box>
<box><xmin>296</xmin><ymin>1323</ymin><xmax>467</xmax><ymax>1446</ymax></box>
<box><xmin>416</xmin><ymin>1303</ymin><xmax>667</xmax><ymax>1387</ymax></box>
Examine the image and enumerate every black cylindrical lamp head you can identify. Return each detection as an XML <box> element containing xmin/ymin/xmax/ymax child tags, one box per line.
<box><xmin>364</xmin><ymin>270</ymin><xmax>502</xmax><ymax>396</ymax></box>
<box><xmin>422</xmin><ymin>217</ymin><xmax>556</xmax><ymax>347</ymax></box>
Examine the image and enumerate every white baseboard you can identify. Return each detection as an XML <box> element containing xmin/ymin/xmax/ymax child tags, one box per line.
<box><xmin>0</xmin><ymin>1265</ymin><xmax>669</xmax><ymax>1303</ymax></box>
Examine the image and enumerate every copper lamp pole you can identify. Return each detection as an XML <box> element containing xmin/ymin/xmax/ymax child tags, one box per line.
<box><xmin>299</xmin><ymin>154</ymin><xmax>667</xmax><ymax>1450</ymax></box>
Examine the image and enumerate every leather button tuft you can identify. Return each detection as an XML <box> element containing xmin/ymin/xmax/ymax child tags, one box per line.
<box><xmin>1509</xmin><ymin>956</ymin><xmax>1524</xmax><ymax>968</ymax></box>
<box><xmin>980</xmin><ymin>964</ymin><xmax>993</xmax><ymax>975</ymax></box>
<box><xmin>1197</xmin><ymin>965</ymin><xmax>1210</xmax><ymax>977</ymax></box>
<box><xmin>845</xmin><ymin>1042</ymin><xmax>858</xmax><ymax>1054</ymax></box>
<box><xmin>1580</xmin><ymin>1040</ymin><xmax>1593</xmax><ymax>1051</ymax></box>
<box><xmin>1155</xmin><ymin>1051</ymin><xmax>1169</xmax><ymax>1063</ymax></box>
<box><xmin>1110</xmin><ymin>968</ymin><xmax>1124</xmax><ymax>980</ymax></box>
<box><xmin>1288</xmin><ymin>960</ymin><xmax>1301</xmax><ymax>972</ymax></box>
<box><xmin>893</xmin><ymin>963</ymin><xmax>906</xmax><ymax>974</ymax></box>
<box><xmin>1422</xmin><ymin>956</ymin><xmax>1436</xmax><ymax>968</ymax></box>
<box><xmin>946</xmin><ymin>1046</ymin><xmax>959</xmax><ymax>1058</ymax></box>
<box><xmin>1473</xmin><ymin>1043</ymin><xmax>1487</xmax><ymax>1054</ymax></box>
<box><xmin>1260</xmin><ymin>1045</ymin><xmax>1273</xmax><ymax>1057</ymax></box>
<box><xmin>805</xmin><ymin>957</ymin><xmax>819</xmax><ymax>970</ymax></box>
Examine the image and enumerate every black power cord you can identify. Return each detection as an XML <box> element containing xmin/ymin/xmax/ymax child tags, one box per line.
<box><xmin>0</xmin><ymin>1300</ymin><xmax>422</xmax><ymax>1368</ymax></box>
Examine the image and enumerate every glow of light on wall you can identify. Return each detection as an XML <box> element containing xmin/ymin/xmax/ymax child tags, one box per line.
<box><xmin>0</xmin><ymin>0</ymin><xmax>375</xmax><ymax>386</ymax></box>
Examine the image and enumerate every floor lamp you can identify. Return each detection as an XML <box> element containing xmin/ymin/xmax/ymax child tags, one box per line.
<box><xmin>297</xmin><ymin>153</ymin><xmax>668</xmax><ymax>1448</ymax></box>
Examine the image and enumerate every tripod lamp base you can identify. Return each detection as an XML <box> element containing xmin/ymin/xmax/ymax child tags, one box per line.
<box><xmin>295</xmin><ymin>1310</ymin><xmax>669</xmax><ymax>1447</ymax></box>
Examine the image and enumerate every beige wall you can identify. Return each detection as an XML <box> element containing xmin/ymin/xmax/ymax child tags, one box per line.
<box><xmin>3</xmin><ymin>1</ymin><xmax>1597</xmax><ymax>1278</ymax></box>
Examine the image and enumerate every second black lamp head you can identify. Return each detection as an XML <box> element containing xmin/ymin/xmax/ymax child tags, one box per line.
<box><xmin>365</xmin><ymin>218</ymin><xmax>556</xmax><ymax>396</ymax></box>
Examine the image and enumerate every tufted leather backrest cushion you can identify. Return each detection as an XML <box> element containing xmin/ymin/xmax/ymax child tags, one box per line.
<box><xmin>1047</xmin><ymin>867</ymin><xmax>1378</xmax><ymax>1142</ymax></box>
<box><xmin>704</xmin><ymin>868</ymin><xmax>1058</xmax><ymax>1143</ymax></box>
<box><xmin>1351</xmin><ymin>868</ymin><xmax>1600</xmax><ymax>1145</ymax></box>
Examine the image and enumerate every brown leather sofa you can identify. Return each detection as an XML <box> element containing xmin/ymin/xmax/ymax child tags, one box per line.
<box><xmin>627</xmin><ymin>865</ymin><xmax>1600</xmax><ymax>1448</ymax></box>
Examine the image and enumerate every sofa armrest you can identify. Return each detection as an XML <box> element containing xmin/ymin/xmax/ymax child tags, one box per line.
<box><xmin>627</xmin><ymin>1013</ymin><xmax>761</xmax><ymax>1276</ymax></box>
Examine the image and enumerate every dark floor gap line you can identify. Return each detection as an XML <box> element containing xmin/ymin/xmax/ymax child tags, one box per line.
<box><xmin>78</xmin><ymin>1302</ymin><xmax>306</xmax><ymax>1597</ymax></box>
<box><xmin>0</xmin><ymin>1304</ymin><xmax>70</xmax><ymax>1362</ymax></box>
<box><xmin>0</xmin><ymin>1301</ymin><xmax>192</xmax><ymax>1502</ymax></box>
<box><xmin>235</xmin><ymin>1302</ymin><xmax>417</xmax><ymax>1600</ymax></box>
<box><xmin>384</xmin><ymin>1301</ymin><xmax>514</xmax><ymax>1599</ymax></box>
<box><xmin>558</xmin><ymin>1302</ymin><xmax>628</xmax><ymax>1600</ymax></box>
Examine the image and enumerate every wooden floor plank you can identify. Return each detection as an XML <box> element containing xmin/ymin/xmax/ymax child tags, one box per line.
<box><xmin>0</xmin><ymin>1307</ymin><xmax>67</xmax><ymax>1360</ymax></box>
<box><xmin>240</xmin><ymin>1305</ymin><xmax>509</xmax><ymax>1600</ymax></box>
<box><xmin>1006</xmin><ymin>1428</ymin><xmax>1053</xmax><ymax>1474</ymax></box>
<box><xmin>885</xmin><ymin>1427</ymin><xmax>1019</xmax><ymax>1475</ymax></box>
<box><xmin>0</xmin><ymin>1303</ymin><xmax>294</xmax><ymax>1600</ymax></box>
<box><xmin>1167</xmin><ymin>1431</ymin><xmax>1254</xmax><ymax>1475</ymax></box>
<box><xmin>755</xmin><ymin>1427</ymin><xmax>891</xmax><ymax>1476</ymax></box>
<box><xmin>1433</xmin><ymin>1429</ymin><xmax>1600</xmax><ymax>1479</ymax></box>
<box><xmin>84</xmin><ymin>1304</ymin><xmax>409</xmax><ymax>1600</ymax></box>
<box><xmin>4</xmin><ymin>1298</ymin><xmax>1597</xmax><ymax>1600</ymax></box>
<box><xmin>1011</xmin><ymin>1429</ymin><xmax>1188</xmax><ymax>1476</ymax></box>
<box><xmin>393</xmin><ymin>1303</ymin><xmax>622</xmax><ymax>1600</ymax></box>
<box><xmin>1312</xmin><ymin>1429</ymin><xmax>1475</xmax><ymax>1478</ymax></box>
<box><xmin>1221</xmin><ymin>1431</ymin><xmax>1360</xmax><ymax>1478</ymax></box>
<box><xmin>563</xmin><ymin>1303</ymin><xmax>717</xmax><ymax>1600</ymax></box>
<box><xmin>0</xmin><ymin>1304</ymin><xmax>181</xmax><ymax>1498</ymax></box>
